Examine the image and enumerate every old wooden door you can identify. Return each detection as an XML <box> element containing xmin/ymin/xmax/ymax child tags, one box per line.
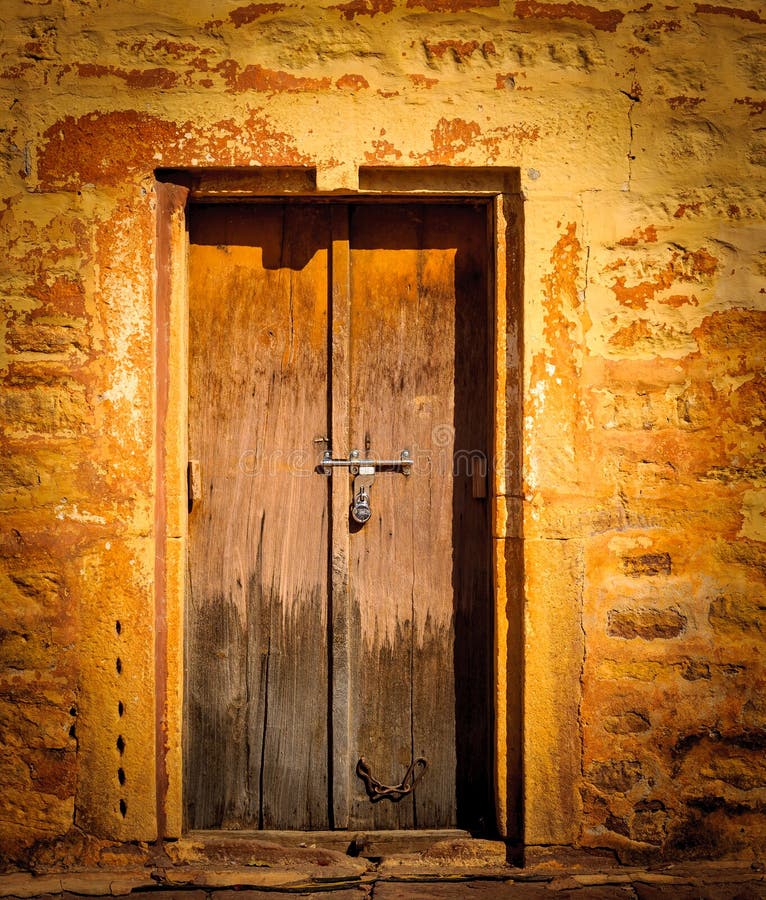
<box><xmin>185</xmin><ymin>201</ymin><xmax>493</xmax><ymax>833</ymax></box>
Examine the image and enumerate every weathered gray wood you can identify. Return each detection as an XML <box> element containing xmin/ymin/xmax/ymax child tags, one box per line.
<box><xmin>350</xmin><ymin>204</ymin><xmax>491</xmax><ymax>828</ymax></box>
<box><xmin>345</xmin><ymin>204</ymin><xmax>493</xmax><ymax>831</ymax></box>
<box><xmin>432</xmin><ymin>203</ymin><xmax>493</xmax><ymax>833</ymax></box>
<box><xmin>258</xmin><ymin>205</ymin><xmax>331</xmax><ymax>829</ymax></box>
<box><xmin>330</xmin><ymin>206</ymin><xmax>352</xmax><ymax>829</ymax></box>
<box><xmin>408</xmin><ymin>204</ymin><xmax>462</xmax><ymax>830</ymax></box>
<box><xmin>189</xmin><ymin>828</ymin><xmax>469</xmax><ymax>855</ymax></box>
<box><xmin>185</xmin><ymin>201</ymin><xmax>493</xmax><ymax>834</ymax></box>
<box><xmin>186</xmin><ymin>203</ymin><xmax>330</xmax><ymax>829</ymax></box>
<box><xmin>347</xmin><ymin>204</ymin><xmax>419</xmax><ymax>829</ymax></box>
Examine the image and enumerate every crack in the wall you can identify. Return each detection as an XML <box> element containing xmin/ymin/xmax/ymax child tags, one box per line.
<box><xmin>575</xmin><ymin>541</ymin><xmax>587</xmax><ymax>838</ymax></box>
<box><xmin>578</xmin><ymin>194</ymin><xmax>591</xmax><ymax>308</ymax></box>
<box><xmin>584</xmin><ymin>243</ymin><xmax>590</xmax><ymax>288</ymax></box>
<box><xmin>619</xmin><ymin>91</ymin><xmax>639</xmax><ymax>191</ymax></box>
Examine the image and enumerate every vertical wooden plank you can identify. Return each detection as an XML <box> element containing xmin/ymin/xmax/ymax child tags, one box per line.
<box><xmin>161</xmin><ymin>179</ymin><xmax>192</xmax><ymax>839</ymax></box>
<box><xmin>493</xmin><ymin>191</ymin><xmax>524</xmax><ymax>843</ymax></box>
<box><xmin>186</xmin><ymin>203</ymin><xmax>330</xmax><ymax>829</ymax></box>
<box><xmin>345</xmin><ymin>204</ymin><xmax>457</xmax><ymax>829</ymax></box>
<box><xmin>405</xmin><ymin>204</ymin><xmax>460</xmax><ymax>830</ymax></box>
<box><xmin>346</xmin><ymin>203</ymin><xmax>493</xmax><ymax>832</ymax></box>
<box><xmin>492</xmin><ymin>194</ymin><xmax>510</xmax><ymax>838</ymax></box>
<box><xmin>439</xmin><ymin>203</ymin><xmax>493</xmax><ymax>833</ymax></box>
<box><xmin>401</xmin><ymin>202</ymin><xmax>492</xmax><ymax>831</ymax></box>
<box><xmin>347</xmin><ymin>204</ymin><xmax>419</xmax><ymax>829</ymax></box>
<box><xmin>330</xmin><ymin>206</ymin><xmax>352</xmax><ymax>829</ymax></box>
<box><xmin>154</xmin><ymin>180</ymin><xmax>189</xmax><ymax>840</ymax></box>
<box><xmin>258</xmin><ymin>204</ymin><xmax>331</xmax><ymax>829</ymax></box>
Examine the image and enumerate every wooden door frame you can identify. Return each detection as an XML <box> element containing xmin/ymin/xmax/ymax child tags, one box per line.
<box><xmin>154</xmin><ymin>167</ymin><xmax>524</xmax><ymax>844</ymax></box>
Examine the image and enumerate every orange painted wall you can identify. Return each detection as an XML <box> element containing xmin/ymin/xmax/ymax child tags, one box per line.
<box><xmin>1</xmin><ymin>0</ymin><xmax>765</xmax><ymax>868</ymax></box>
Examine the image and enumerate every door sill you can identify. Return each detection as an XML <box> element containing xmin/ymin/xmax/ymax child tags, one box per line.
<box><xmin>188</xmin><ymin>828</ymin><xmax>472</xmax><ymax>858</ymax></box>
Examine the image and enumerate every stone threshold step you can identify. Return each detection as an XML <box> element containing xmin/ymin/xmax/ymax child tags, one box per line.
<box><xmin>187</xmin><ymin>830</ymin><xmax>473</xmax><ymax>857</ymax></box>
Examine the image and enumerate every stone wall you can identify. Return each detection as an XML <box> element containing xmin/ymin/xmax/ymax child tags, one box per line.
<box><xmin>1</xmin><ymin>0</ymin><xmax>764</xmax><ymax>868</ymax></box>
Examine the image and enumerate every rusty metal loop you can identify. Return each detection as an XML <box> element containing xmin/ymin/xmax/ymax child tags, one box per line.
<box><xmin>356</xmin><ymin>756</ymin><xmax>428</xmax><ymax>803</ymax></box>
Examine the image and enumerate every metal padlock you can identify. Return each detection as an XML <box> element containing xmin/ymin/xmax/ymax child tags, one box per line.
<box><xmin>351</xmin><ymin>466</ymin><xmax>375</xmax><ymax>525</ymax></box>
<box><xmin>351</xmin><ymin>484</ymin><xmax>371</xmax><ymax>524</ymax></box>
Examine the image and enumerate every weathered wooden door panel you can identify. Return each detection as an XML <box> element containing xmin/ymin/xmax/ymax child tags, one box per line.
<box><xmin>346</xmin><ymin>204</ymin><xmax>492</xmax><ymax>831</ymax></box>
<box><xmin>186</xmin><ymin>204</ymin><xmax>331</xmax><ymax>829</ymax></box>
<box><xmin>185</xmin><ymin>201</ymin><xmax>492</xmax><ymax>833</ymax></box>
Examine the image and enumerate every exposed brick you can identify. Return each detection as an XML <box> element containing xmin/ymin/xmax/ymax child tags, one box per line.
<box><xmin>515</xmin><ymin>1</ymin><xmax>624</xmax><ymax>32</ymax></box>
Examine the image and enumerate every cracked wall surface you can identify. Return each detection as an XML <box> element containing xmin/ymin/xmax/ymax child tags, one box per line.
<box><xmin>0</xmin><ymin>0</ymin><xmax>765</xmax><ymax>868</ymax></box>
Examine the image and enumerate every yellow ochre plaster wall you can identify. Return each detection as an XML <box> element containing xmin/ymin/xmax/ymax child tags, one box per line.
<box><xmin>1</xmin><ymin>0</ymin><xmax>765</xmax><ymax>868</ymax></box>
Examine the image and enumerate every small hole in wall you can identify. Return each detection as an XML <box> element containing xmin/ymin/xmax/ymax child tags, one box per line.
<box><xmin>69</xmin><ymin>723</ymin><xmax>76</xmax><ymax>739</ymax></box>
<box><xmin>69</xmin><ymin>706</ymin><xmax>77</xmax><ymax>717</ymax></box>
<box><xmin>114</xmin><ymin>615</ymin><xmax>126</xmax><ymax>821</ymax></box>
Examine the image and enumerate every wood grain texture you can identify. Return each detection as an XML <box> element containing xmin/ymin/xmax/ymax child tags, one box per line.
<box><xmin>185</xmin><ymin>201</ymin><xmax>492</xmax><ymax>833</ymax></box>
<box><xmin>448</xmin><ymin>205</ymin><xmax>494</xmax><ymax>832</ymax></box>
<box><xmin>330</xmin><ymin>207</ymin><xmax>352</xmax><ymax>829</ymax></box>
<box><xmin>347</xmin><ymin>205</ymin><xmax>420</xmax><ymax>830</ymax></box>
<box><xmin>346</xmin><ymin>204</ymin><xmax>492</xmax><ymax>830</ymax></box>
<box><xmin>185</xmin><ymin>203</ymin><xmax>330</xmax><ymax>829</ymax></box>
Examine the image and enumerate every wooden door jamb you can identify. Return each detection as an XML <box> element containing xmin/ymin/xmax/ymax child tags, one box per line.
<box><xmin>154</xmin><ymin>168</ymin><xmax>523</xmax><ymax>844</ymax></box>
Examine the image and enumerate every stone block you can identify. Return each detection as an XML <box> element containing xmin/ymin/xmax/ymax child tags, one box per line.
<box><xmin>603</xmin><ymin>712</ymin><xmax>651</xmax><ymax>735</ymax></box>
<box><xmin>622</xmin><ymin>553</ymin><xmax>672</xmax><ymax>577</ymax></box>
<box><xmin>60</xmin><ymin>874</ymin><xmax>118</xmax><ymax>895</ymax></box>
<box><xmin>630</xmin><ymin>800</ymin><xmax>670</xmax><ymax>845</ymax></box>
<box><xmin>127</xmin><ymin>894</ymin><xmax>206</xmax><ymax>900</ymax></box>
<box><xmin>5</xmin><ymin>320</ymin><xmax>89</xmax><ymax>356</ymax></box>
<box><xmin>585</xmin><ymin>760</ymin><xmax>643</xmax><ymax>794</ymax></box>
<box><xmin>74</xmin><ymin>541</ymin><xmax>157</xmax><ymax>843</ymax></box>
<box><xmin>736</xmin><ymin>34</ymin><xmax>766</xmax><ymax>90</ymax></box>
<box><xmin>161</xmin><ymin>867</ymin><xmax>314</xmax><ymax>889</ymax></box>
<box><xmin>213</xmin><ymin>891</ymin><xmax>364</xmax><ymax>900</ymax></box>
<box><xmin>607</xmin><ymin>607</ymin><xmax>687</xmax><ymax>640</ymax></box>
<box><xmin>677</xmin><ymin>658</ymin><xmax>711</xmax><ymax>681</ymax></box>
<box><xmin>0</xmin><ymin>697</ymin><xmax>73</xmax><ymax>751</ymax></box>
<box><xmin>635</xmin><ymin>881</ymin><xmax>766</xmax><ymax>899</ymax></box>
<box><xmin>0</xmin><ymin>626</ymin><xmax>55</xmax><ymax>672</ymax></box>
<box><xmin>672</xmin><ymin>728</ymin><xmax>766</xmax><ymax>788</ymax></box>
<box><xmin>420</xmin><ymin>838</ymin><xmax>507</xmax><ymax>867</ymax></box>
<box><xmin>709</xmin><ymin>593</ymin><xmax>766</xmax><ymax>633</ymax></box>
<box><xmin>0</xmin><ymin>382</ymin><xmax>88</xmax><ymax>437</ymax></box>
<box><xmin>0</xmin><ymin>875</ymin><xmax>63</xmax><ymax>897</ymax></box>
<box><xmin>523</xmin><ymin>538</ymin><xmax>584</xmax><ymax>844</ymax></box>
<box><xmin>0</xmin><ymin>457</ymin><xmax>44</xmax><ymax>511</ymax></box>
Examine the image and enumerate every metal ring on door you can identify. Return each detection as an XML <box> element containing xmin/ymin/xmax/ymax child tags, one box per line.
<box><xmin>356</xmin><ymin>756</ymin><xmax>428</xmax><ymax>803</ymax></box>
